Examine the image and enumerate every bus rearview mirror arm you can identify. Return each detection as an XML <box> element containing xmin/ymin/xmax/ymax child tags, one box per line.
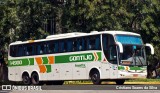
<box><xmin>116</xmin><ymin>42</ymin><xmax>123</xmax><ymax>53</ymax></box>
<box><xmin>145</xmin><ymin>43</ymin><xmax>154</xmax><ymax>55</ymax></box>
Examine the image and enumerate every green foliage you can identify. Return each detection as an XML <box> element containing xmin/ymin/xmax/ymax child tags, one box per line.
<box><xmin>127</xmin><ymin>78</ymin><xmax>160</xmax><ymax>82</ymax></box>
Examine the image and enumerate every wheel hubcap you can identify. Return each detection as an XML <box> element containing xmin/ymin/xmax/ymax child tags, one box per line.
<box><xmin>92</xmin><ymin>74</ymin><xmax>98</xmax><ymax>82</ymax></box>
<box><xmin>23</xmin><ymin>76</ymin><xmax>29</xmax><ymax>83</ymax></box>
<box><xmin>32</xmin><ymin>75</ymin><xmax>38</xmax><ymax>84</ymax></box>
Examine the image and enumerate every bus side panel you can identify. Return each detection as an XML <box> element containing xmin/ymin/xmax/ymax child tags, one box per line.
<box><xmin>47</xmin><ymin>64</ymin><xmax>60</xmax><ymax>80</ymax></box>
<box><xmin>9</xmin><ymin>67</ymin><xmax>23</xmax><ymax>81</ymax></box>
<box><xmin>59</xmin><ymin>63</ymin><xmax>73</xmax><ymax>80</ymax></box>
<box><xmin>8</xmin><ymin>67</ymin><xmax>16</xmax><ymax>81</ymax></box>
<box><xmin>72</xmin><ymin>62</ymin><xmax>87</xmax><ymax>80</ymax></box>
<box><xmin>100</xmin><ymin>63</ymin><xmax>110</xmax><ymax>79</ymax></box>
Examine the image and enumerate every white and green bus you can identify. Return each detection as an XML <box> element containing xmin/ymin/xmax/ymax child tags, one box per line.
<box><xmin>8</xmin><ymin>31</ymin><xmax>154</xmax><ymax>85</ymax></box>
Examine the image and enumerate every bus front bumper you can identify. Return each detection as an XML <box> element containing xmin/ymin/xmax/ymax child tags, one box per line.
<box><xmin>118</xmin><ymin>71</ymin><xmax>147</xmax><ymax>79</ymax></box>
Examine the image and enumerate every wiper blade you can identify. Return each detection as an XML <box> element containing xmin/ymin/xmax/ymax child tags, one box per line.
<box><xmin>137</xmin><ymin>56</ymin><xmax>143</xmax><ymax>65</ymax></box>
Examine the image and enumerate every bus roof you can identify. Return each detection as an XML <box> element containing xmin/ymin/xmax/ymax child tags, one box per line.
<box><xmin>100</xmin><ymin>31</ymin><xmax>140</xmax><ymax>36</ymax></box>
<box><xmin>10</xmin><ymin>31</ymin><xmax>140</xmax><ymax>45</ymax></box>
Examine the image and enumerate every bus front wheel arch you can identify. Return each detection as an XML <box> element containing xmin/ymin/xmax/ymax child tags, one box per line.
<box><xmin>89</xmin><ymin>68</ymin><xmax>101</xmax><ymax>85</ymax></box>
<box><xmin>22</xmin><ymin>72</ymin><xmax>31</xmax><ymax>85</ymax></box>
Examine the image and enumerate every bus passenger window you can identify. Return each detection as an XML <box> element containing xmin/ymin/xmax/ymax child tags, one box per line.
<box><xmin>37</xmin><ymin>44</ymin><xmax>45</xmax><ymax>55</ymax></box>
<box><xmin>95</xmin><ymin>36</ymin><xmax>100</xmax><ymax>50</ymax></box>
<box><xmin>10</xmin><ymin>46</ymin><xmax>17</xmax><ymax>57</ymax></box>
<box><xmin>77</xmin><ymin>38</ymin><xmax>83</xmax><ymax>51</ymax></box>
<box><xmin>84</xmin><ymin>37</ymin><xmax>89</xmax><ymax>50</ymax></box>
<box><xmin>82</xmin><ymin>37</ymin><xmax>86</xmax><ymax>50</ymax></box>
<box><xmin>89</xmin><ymin>37</ymin><xmax>95</xmax><ymax>50</ymax></box>
<box><xmin>59</xmin><ymin>41</ymin><xmax>65</xmax><ymax>53</ymax></box>
<box><xmin>54</xmin><ymin>42</ymin><xmax>58</xmax><ymax>53</ymax></box>
<box><xmin>48</xmin><ymin>42</ymin><xmax>54</xmax><ymax>53</ymax></box>
<box><xmin>79</xmin><ymin>39</ymin><xmax>83</xmax><ymax>51</ymax></box>
<box><xmin>67</xmin><ymin>39</ymin><xmax>72</xmax><ymax>52</ymax></box>
<box><xmin>73</xmin><ymin>40</ymin><xmax>77</xmax><ymax>51</ymax></box>
<box><xmin>46</xmin><ymin>43</ymin><xmax>50</xmax><ymax>53</ymax></box>
<box><xmin>17</xmin><ymin>45</ymin><xmax>23</xmax><ymax>56</ymax></box>
<box><xmin>27</xmin><ymin>46</ymin><xmax>33</xmax><ymax>55</ymax></box>
<box><xmin>64</xmin><ymin>41</ymin><xmax>67</xmax><ymax>52</ymax></box>
<box><xmin>40</xmin><ymin>46</ymin><xmax>44</xmax><ymax>54</ymax></box>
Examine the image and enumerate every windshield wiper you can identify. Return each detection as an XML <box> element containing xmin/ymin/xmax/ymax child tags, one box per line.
<box><xmin>137</xmin><ymin>56</ymin><xmax>143</xmax><ymax>65</ymax></box>
<box><xmin>132</xmin><ymin>52</ymin><xmax>136</xmax><ymax>66</ymax></box>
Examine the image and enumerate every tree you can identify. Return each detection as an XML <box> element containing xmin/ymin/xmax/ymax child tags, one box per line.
<box><xmin>0</xmin><ymin>0</ymin><xmax>19</xmax><ymax>50</ymax></box>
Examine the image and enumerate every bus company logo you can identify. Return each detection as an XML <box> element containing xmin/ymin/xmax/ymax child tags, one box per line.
<box><xmin>75</xmin><ymin>64</ymin><xmax>86</xmax><ymax>68</ymax></box>
<box><xmin>69</xmin><ymin>55</ymin><xmax>93</xmax><ymax>62</ymax></box>
<box><xmin>10</xmin><ymin>60</ymin><xmax>22</xmax><ymax>66</ymax></box>
<box><xmin>125</xmin><ymin>66</ymin><xmax>129</xmax><ymax>71</ymax></box>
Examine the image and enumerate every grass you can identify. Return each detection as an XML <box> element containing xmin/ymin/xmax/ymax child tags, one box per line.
<box><xmin>126</xmin><ymin>78</ymin><xmax>160</xmax><ymax>82</ymax></box>
<box><xmin>64</xmin><ymin>79</ymin><xmax>160</xmax><ymax>85</ymax></box>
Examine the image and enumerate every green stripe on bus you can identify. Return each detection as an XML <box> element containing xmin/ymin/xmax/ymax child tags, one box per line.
<box><xmin>55</xmin><ymin>52</ymin><xmax>101</xmax><ymax>64</ymax></box>
<box><xmin>97</xmin><ymin>52</ymin><xmax>101</xmax><ymax>60</ymax></box>
<box><xmin>118</xmin><ymin>66</ymin><xmax>125</xmax><ymax>70</ymax></box>
<box><xmin>29</xmin><ymin>58</ymin><xmax>34</xmax><ymax>65</ymax></box>
<box><xmin>130</xmin><ymin>66</ymin><xmax>146</xmax><ymax>70</ymax></box>
<box><xmin>46</xmin><ymin>65</ymin><xmax>51</xmax><ymax>73</ymax></box>
<box><xmin>8</xmin><ymin>52</ymin><xmax>102</xmax><ymax>66</ymax></box>
<box><xmin>42</xmin><ymin>57</ymin><xmax>48</xmax><ymax>64</ymax></box>
<box><xmin>8</xmin><ymin>59</ymin><xmax>29</xmax><ymax>66</ymax></box>
<box><xmin>118</xmin><ymin>66</ymin><xmax>146</xmax><ymax>70</ymax></box>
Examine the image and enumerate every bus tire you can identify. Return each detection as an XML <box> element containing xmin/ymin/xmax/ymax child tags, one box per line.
<box><xmin>90</xmin><ymin>70</ymin><xmax>101</xmax><ymax>85</ymax></box>
<box><xmin>31</xmin><ymin>72</ymin><xmax>40</xmax><ymax>85</ymax></box>
<box><xmin>22</xmin><ymin>73</ymin><xmax>31</xmax><ymax>85</ymax></box>
<box><xmin>115</xmin><ymin>79</ymin><xmax>125</xmax><ymax>85</ymax></box>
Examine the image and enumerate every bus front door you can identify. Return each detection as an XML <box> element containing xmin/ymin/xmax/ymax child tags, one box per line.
<box><xmin>109</xmin><ymin>45</ymin><xmax>118</xmax><ymax>79</ymax></box>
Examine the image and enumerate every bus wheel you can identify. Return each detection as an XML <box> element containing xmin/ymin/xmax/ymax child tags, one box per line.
<box><xmin>115</xmin><ymin>79</ymin><xmax>125</xmax><ymax>85</ymax></box>
<box><xmin>22</xmin><ymin>73</ymin><xmax>31</xmax><ymax>85</ymax></box>
<box><xmin>90</xmin><ymin>70</ymin><xmax>101</xmax><ymax>85</ymax></box>
<box><xmin>31</xmin><ymin>72</ymin><xmax>39</xmax><ymax>85</ymax></box>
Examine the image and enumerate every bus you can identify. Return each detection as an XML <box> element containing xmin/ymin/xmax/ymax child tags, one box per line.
<box><xmin>8</xmin><ymin>31</ymin><xmax>154</xmax><ymax>85</ymax></box>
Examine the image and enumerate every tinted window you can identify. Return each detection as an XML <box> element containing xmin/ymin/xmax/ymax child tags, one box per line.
<box><xmin>102</xmin><ymin>34</ymin><xmax>117</xmax><ymax>64</ymax></box>
<box><xmin>9</xmin><ymin>35</ymin><xmax>102</xmax><ymax>57</ymax></box>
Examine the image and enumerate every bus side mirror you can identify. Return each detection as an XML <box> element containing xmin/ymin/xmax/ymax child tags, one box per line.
<box><xmin>145</xmin><ymin>43</ymin><xmax>154</xmax><ymax>55</ymax></box>
<box><xmin>116</xmin><ymin>42</ymin><xmax>123</xmax><ymax>53</ymax></box>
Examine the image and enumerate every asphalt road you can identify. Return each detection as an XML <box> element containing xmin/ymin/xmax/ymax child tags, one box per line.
<box><xmin>0</xmin><ymin>85</ymin><xmax>160</xmax><ymax>93</ymax></box>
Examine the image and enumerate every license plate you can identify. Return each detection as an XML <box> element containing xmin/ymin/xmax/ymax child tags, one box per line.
<box><xmin>133</xmin><ymin>74</ymin><xmax>138</xmax><ymax>77</ymax></box>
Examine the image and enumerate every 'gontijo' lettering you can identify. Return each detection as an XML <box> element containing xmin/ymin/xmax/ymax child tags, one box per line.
<box><xmin>69</xmin><ymin>55</ymin><xmax>92</xmax><ymax>62</ymax></box>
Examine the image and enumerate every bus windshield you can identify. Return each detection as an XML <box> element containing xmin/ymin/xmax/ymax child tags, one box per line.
<box><xmin>115</xmin><ymin>35</ymin><xmax>146</xmax><ymax>66</ymax></box>
<box><xmin>120</xmin><ymin>45</ymin><xmax>146</xmax><ymax>66</ymax></box>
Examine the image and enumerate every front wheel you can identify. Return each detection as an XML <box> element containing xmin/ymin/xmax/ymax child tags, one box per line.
<box><xmin>90</xmin><ymin>70</ymin><xmax>101</xmax><ymax>85</ymax></box>
<box><xmin>115</xmin><ymin>79</ymin><xmax>125</xmax><ymax>85</ymax></box>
